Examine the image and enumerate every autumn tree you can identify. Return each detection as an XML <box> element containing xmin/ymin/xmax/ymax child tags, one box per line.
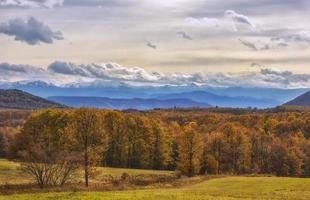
<box><xmin>0</xmin><ymin>128</ymin><xmax>9</xmax><ymax>157</ymax></box>
<box><xmin>205</xmin><ymin>155</ymin><xmax>219</xmax><ymax>174</ymax></box>
<box><xmin>220</xmin><ymin>123</ymin><xmax>251</xmax><ymax>174</ymax></box>
<box><xmin>67</xmin><ymin>108</ymin><xmax>107</xmax><ymax>187</ymax></box>
<box><xmin>249</xmin><ymin>130</ymin><xmax>272</xmax><ymax>174</ymax></box>
<box><xmin>167</xmin><ymin>121</ymin><xmax>182</xmax><ymax>170</ymax></box>
<box><xmin>14</xmin><ymin>110</ymin><xmax>77</xmax><ymax>188</ymax></box>
<box><xmin>204</xmin><ymin>132</ymin><xmax>228</xmax><ymax>174</ymax></box>
<box><xmin>125</xmin><ymin>115</ymin><xmax>153</xmax><ymax>169</ymax></box>
<box><xmin>177</xmin><ymin>122</ymin><xmax>202</xmax><ymax>177</ymax></box>
<box><xmin>150</xmin><ymin>118</ymin><xmax>170</xmax><ymax>169</ymax></box>
<box><xmin>104</xmin><ymin>111</ymin><xmax>127</xmax><ymax>167</ymax></box>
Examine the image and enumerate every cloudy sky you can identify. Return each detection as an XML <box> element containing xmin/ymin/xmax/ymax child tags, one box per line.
<box><xmin>0</xmin><ymin>0</ymin><xmax>310</xmax><ymax>88</ymax></box>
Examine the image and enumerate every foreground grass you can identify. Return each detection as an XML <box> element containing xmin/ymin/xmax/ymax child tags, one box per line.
<box><xmin>0</xmin><ymin>159</ymin><xmax>173</xmax><ymax>185</ymax></box>
<box><xmin>0</xmin><ymin>176</ymin><xmax>309</xmax><ymax>200</ymax></box>
<box><xmin>0</xmin><ymin>159</ymin><xmax>31</xmax><ymax>185</ymax></box>
<box><xmin>1</xmin><ymin>159</ymin><xmax>309</xmax><ymax>199</ymax></box>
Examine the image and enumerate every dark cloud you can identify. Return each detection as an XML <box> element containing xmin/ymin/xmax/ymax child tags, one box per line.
<box><xmin>0</xmin><ymin>17</ymin><xmax>64</xmax><ymax>45</ymax></box>
<box><xmin>190</xmin><ymin>0</ymin><xmax>310</xmax><ymax>17</ymax></box>
<box><xmin>0</xmin><ymin>62</ymin><xmax>44</xmax><ymax>73</ymax></box>
<box><xmin>230</xmin><ymin>0</ymin><xmax>310</xmax><ymax>14</ymax></box>
<box><xmin>177</xmin><ymin>31</ymin><xmax>192</xmax><ymax>40</ymax></box>
<box><xmin>250</xmin><ymin>63</ymin><xmax>262</xmax><ymax>68</ymax></box>
<box><xmin>0</xmin><ymin>0</ymin><xmax>141</xmax><ymax>8</ymax></box>
<box><xmin>63</xmin><ymin>0</ymin><xmax>138</xmax><ymax>7</ymax></box>
<box><xmin>0</xmin><ymin>63</ymin><xmax>27</xmax><ymax>72</ymax></box>
<box><xmin>239</xmin><ymin>38</ymin><xmax>288</xmax><ymax>51</ymax></box>
<box><xmin>146</xmin><ymin>41</ymin><xmax>156</xmax><ymax>49</ymax></box>
<box><xmin>239</xmin><ymin>38</ymin><xmax>257</xmax><ymax>50</ymax></box>
<box><xmin>0</xmin><ymin>0</ymin><xmax>64</xmax><ymax>8</ymax></box>
<box><xmin>269</xmin><ymin>31</ymin><xmax>310</xmax><ymax>45</ymax></box>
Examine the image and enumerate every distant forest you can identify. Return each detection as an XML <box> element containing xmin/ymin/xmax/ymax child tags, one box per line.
<box><xmin>0</xmin><ymin>108</ymin><xmax>309</xmax><ymax>187</ymax></box>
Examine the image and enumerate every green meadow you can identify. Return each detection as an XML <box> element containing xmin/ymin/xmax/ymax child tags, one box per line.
<box><xmin>0</xmin><ymin>176</ymin><xmax>309</xmax><ymax>200</ymax></box>
<box><xmin>0</xmin><ymin>159</ymin><xmax>309</xmax><ymax>200</ymax></box>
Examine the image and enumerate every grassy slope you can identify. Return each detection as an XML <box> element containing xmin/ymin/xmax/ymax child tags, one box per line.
<box><xmin>0</xmin><ymin>159</ymin><xmax>309</xmax><ymax>200</ymax></box>
<box><xmin>0</xmin><ymin>159</ymin><xmax>173</xmax><ymax>185</ymax></box>
<box><xmin>0</xmin><ymin>177</ymin><xmax>309</xmax><ymax>200</ymax></box>
<box><xmin>0</xmin><ymin>159</ymin><xmax>31</xmax><ymax>185</ymax></box>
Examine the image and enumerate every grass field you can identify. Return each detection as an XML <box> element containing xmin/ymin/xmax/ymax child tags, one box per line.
<box><xmin>0</xmin><ymin>159</ymin><xmax>173</xmax><ymax>185</ymax></box>
<box><xmin>1</xmin><ymin>177</ymin><xmax>309</xmax><ymax>200</ymax></box>
<box><xmin>0</xmin><ymin>159</ymin><xmax>309</xmax><ymax>200</ymax></box>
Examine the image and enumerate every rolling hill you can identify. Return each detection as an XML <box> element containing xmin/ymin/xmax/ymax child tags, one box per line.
<box><xmin>0</xmin><ymin>89</ymin><xmax>65</xmax><ymax>109</ymax></box>
<box><xmin>48</xmin><ymin>96</ymin><xmax>211</xmax><ymax>110</ymax></box>
<box><xmin>285</xmin><ymin>91</ymin><xmax>310</xmax><ymax>107</ymax></box>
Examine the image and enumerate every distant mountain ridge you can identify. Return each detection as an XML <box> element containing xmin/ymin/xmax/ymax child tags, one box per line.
<box><xmin>48</xmin><ymin>96</ymin><xmax>211</xmax><ymax>110</ymax></box>
<box><xmin>0</xmin><ymin>89</ymin><xmax>65</xmax><ymax>109</ymax></box>
<box><xmin>1</xmin><ymin>81</ymin><xmax>309</xmax><ymax>109</ymax></box>
<box><xmin>156</xmin><ymin>91</ymin><xmax>280</xmax><ymax>108</ymax></box>
<box><xmin>285</xmin><ymin>91</ymin><xmax>310</xmax><ymax>107</ymax></box>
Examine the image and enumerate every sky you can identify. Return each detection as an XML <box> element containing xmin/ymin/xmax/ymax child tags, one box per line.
<box><xmin>0</xmin><ymin>0</ymin><xmax>310</xmax><ymax>88</ymax></box>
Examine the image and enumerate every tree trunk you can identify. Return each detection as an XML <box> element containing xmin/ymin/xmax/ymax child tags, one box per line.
<box><xmin>84</xmin><ymin>137</ymin><xmax>89</xmax><ymax>187</ymax></box>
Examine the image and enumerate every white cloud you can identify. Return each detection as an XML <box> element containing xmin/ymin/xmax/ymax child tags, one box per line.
<box><xmin>43</xmin><ymin>0</ymin><xmax>63</xmax><ymax>8</ymax></box>
<box><xmin>47</xmin><ymin>61</ymin><xmax>162</xmax><ymax>82</ymax></box>
<box><xmin>291</xmin><ymin>31</ymin><xmax>310</xmax><ymax>43</ymax></box>
<box><xmin>1</xmin><ymin>61</ymin><xmax>309</xmax><ymax>89</ymax></box>
<box><xmin>0</xmin><ymin>17</ymin><xmax>64</xmax><ymax>45</ymax></box>
<box><xmin>185</xmin><ymin>17</ymin><xmax>219</xmax><ymax>27</ymax></box>
<box><xmin>225</xmin><ymin>10</ymin><xmax>256</xmax><ymax>30</ymax></box>
<box><xmin>185</xmin><ymin>11</ymin><xmax>257</xmax><ymax>32</ymax></box>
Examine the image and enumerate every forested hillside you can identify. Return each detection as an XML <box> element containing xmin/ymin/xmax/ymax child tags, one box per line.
<box><xmin>285</xmin><ymin>91</ymin><xmax>310</xmax><ymax>107</ymax></box>
<box><xmin>1</xmin><ymin>108</ymin><xmax>308</xmax><ymax>188</ymax></box>
<box><xmin>0</xmin><ymin>89</ymin><xmax>65</xmax><ymax>109</ymax></box>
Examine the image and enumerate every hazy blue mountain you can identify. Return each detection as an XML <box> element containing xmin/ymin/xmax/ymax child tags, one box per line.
<box><xmin>284</xmin><ymin>91</ymin><xmax>310</xmax><ymax>107</ymax></box>
<box><xmin>156</xmin><ymin>91</ymin><xmax>280</xmax><ymax>108</ymax></box>
<box><xmin>48</xmin><ymin>96</ymin><xmax>211</xmax><ymax>110</ymax></box>
<box><xmin>0</xmin><ymin>81</ymin><xmax>147</xmax><ymax>99</ymax></box>
<box><xmin>205</xmin><ymin>87</ymin><xmax>308</xmax><ymax>103</ymax></box>
<box><xmin>0</xmin><ymin>89</ymin><xmax>65</xmax><ymax>109</ymax></box>
<box><xmin>0</xmin><ymin>81</ymin><xmax>308</xmax><ymax>109</ymax></box>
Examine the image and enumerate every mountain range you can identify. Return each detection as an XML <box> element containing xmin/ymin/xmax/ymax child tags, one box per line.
<box><xmin>48</xmin><ymin>96</ymin><xmax>211</xmax><ymax>110</ymax></box>
<box><xmin>156</xmin><ymin>91</ymin><xmax>279</xmax><ymax>108</ymax></box>
<box><xmin>1</xmin><ymin>81</ymin><xmax>309</xmax><ymax>108</ymax></box>
<box><xmin>0</xmin><ymin>81</ymin><xmax>309</xmax><ymax>109</ymax></box>
<box><xmin>0</xmin><ymin>87</ymin><xmax>309</xmax><ymax>110</ymax></box>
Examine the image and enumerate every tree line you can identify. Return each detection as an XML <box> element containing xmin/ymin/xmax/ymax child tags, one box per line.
<box><xmin>1</xmin><ymin>108</ymin><xmax>309</xmax><ymax>187</ymax></box>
